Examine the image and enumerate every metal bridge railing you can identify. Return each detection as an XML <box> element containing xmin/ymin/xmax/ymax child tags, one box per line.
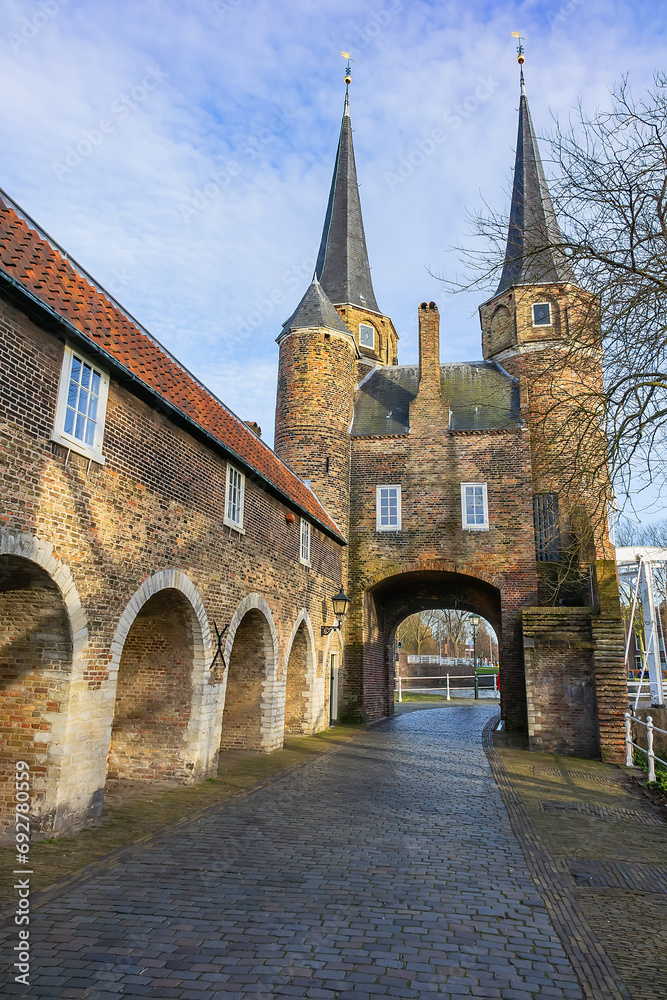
<box><xmin>625</xmin><ymin>711</ymin><xmax>667</xmax><ymax>783</ymax></box>
<box><xmin>396</xmin><ymin>673</ymin><xmax>498</xmax><ymax>703</ymax></box>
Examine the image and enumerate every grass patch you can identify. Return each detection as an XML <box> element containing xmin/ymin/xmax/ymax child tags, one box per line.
<box><xmin>634</xmin><ymin>747</ymin><xmax>667</xmax><ymax>794</ymax></box>
<box><xmin>394</xmin><ymin>691</ymin><xmax>449</xmax><ymax>702</ymax></box>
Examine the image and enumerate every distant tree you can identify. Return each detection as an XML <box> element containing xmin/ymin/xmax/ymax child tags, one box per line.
<box><xmin>615</xmin><ymin>516</ymin><xmax>667</xmax><ymax>548</ymax></box>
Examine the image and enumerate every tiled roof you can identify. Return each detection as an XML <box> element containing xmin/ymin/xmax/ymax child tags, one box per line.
<box><xmin>279</xmin><ymin>276</ymin><xmax>353</xmax><ymax>340</ymax></box>
<box><xmin>0</xmin><ymin>194</ymin><xmax>345</xmax><ymax>542</ymax></box>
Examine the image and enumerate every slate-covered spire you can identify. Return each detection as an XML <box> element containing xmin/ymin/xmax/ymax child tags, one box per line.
<box><xmin>315</xmin><ymin>91</ymin><xmax>380</xmax><ymax>312</ymax></box>
<box><xmin>279</xmin><ymin>274</ymin><xmax>354</xmax><ymax>339</ymax></box>
<box><xmin>496</xmin><ymin>72</ymin><xmax>576</xmax><ymax>294</ymax></box>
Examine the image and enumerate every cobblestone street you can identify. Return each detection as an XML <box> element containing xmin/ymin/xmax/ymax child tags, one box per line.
<box><xmin>3</xmin><ymin>706</ymin><xmax>613</xmax><ymax>998</ymax></box>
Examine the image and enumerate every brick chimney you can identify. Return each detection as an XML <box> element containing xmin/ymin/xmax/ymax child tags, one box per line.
<box><xmin>418</xmin><ymin>301</ymin><xmax>441</xmax><ymax>394</ymax></box>
<box><xmin>409</xmin><ymin>301</ymin><xmax>449</xmax><ymax>434</ymax></box>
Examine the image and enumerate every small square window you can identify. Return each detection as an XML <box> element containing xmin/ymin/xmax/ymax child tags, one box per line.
<box><xmin>461</xmin><ymin>483</ymin><xmax>489</xmax><ymax>531</ymax></box>
<box><xmin>532</xmin><ymin>302</ymin><xmax>552</xmax><ymax>326</ymax></box>
<box><xmin>376</xmin><ymin>485</ymin><xmax>402</xmax><ymax>531</ymax></box>
<box><xmin>53</xmin><ymin>345</ymin><xmax>109</xmax><ymax>462</ymax></box>
<box><xmin>359</xmin><ymin>323</ymin><xmax>375</xmax><ymax>349</ymax></box>
<box><xmin>300</xmin><ymin>519</ymin><xmax>311</xmax><ymax>565</ymax></box>
<box><xmin>224</xmin><ymin>464</ymin><xmax>245</xmax><ymax>530</ymax></box>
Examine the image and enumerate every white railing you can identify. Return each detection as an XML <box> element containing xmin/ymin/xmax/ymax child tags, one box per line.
<box><xmin>396</xmin><ymin>673</ymin><xmax>498</xmax><ymax>703</ymax></box>
<box><xmin>625</xmin><ymin>711</ymin><xmax>667</xmax><ymax>783</ymax></box>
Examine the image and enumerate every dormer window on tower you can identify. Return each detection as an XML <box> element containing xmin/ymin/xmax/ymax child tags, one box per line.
<box><xmin>359</xmin><ymin>323</ymin><xmax>375</xmax><ymax>349</ymax></box>
<box><xmin>532</xmin><ymin>303</ymin><xmax>552</xmax><ymax>327</ymax></box>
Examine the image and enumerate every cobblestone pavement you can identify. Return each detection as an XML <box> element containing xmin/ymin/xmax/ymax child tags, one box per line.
<box><xmin>3</xmin><ymin>705</ymin><xmax>593</xmax><ymax>998</ymax></box>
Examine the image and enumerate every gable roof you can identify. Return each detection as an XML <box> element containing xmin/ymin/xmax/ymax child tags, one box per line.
<box><xmin>351</xmin><ymin>362</ymin><xmax>521</xmax><ymax>437</ymax></box>
<box><xmin>0</xmin><ymin>192</ymin><xmax>345</xmax><ymax>543</ymax></box>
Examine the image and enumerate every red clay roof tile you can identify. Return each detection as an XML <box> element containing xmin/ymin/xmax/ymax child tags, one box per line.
<box><xmin>0</xmin><ymin>197</ymin><xmax>344</xmax><ymax>542</ymax></box>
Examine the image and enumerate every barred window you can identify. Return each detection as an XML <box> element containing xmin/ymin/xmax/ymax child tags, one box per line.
<box><xmin>533</xmin><ymin>493</ymin><xmax>561</xmax><ymax>561</ymax></box>
<box><xmin>225</xmin><ymin>464</ymin><xmax>245</xmax><ymax>529</ymax></box>
<box><xmin>300</xmin><ymin>519</ymin><xmax>311</xmax><ymax>565</ymax></box>
<box><xmin>376</xmin><ymin>485</ymin><xmax>401</xmax><ymax>531</ymax></box>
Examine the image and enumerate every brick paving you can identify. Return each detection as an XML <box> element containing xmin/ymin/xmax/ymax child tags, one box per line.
<box><xmin>1</xmin><ymin>705</ymin><xmax>613</xmax><ymax>998</ymax></box>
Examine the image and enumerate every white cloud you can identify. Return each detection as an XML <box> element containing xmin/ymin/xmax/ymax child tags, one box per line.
<box><xmin>0</xmin><ymin>0</ymin><xmax>665</xmax><ymax>514</ymax></box>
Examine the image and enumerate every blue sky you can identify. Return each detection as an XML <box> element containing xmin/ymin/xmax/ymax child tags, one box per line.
<box><xmin>2</xmin><ymin>0</ymin><xmax>665</xmax><ymax>519</ymax></box>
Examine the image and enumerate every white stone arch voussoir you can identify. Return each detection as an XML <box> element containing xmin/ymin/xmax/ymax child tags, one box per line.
<box><xmin>282</xmin><ymin>609</ymin><xmax>317</xmax><ymax>735</ymax></box>
<box><xmin>0</xmin><ymin>528</ymin><xmax>89</xmax><ymax>834</ymax></box>
<box><xmin>0</xmin><ymin>527</ymin><xmax>88</xmax><ymax>658</ymax></box>
<box><xmin>108</xmin><ymin>569</ymin><xmax>215</xmax><ymax>782</ymax></box>
<box><xmin>223</xmin><ymin>593</ymin><xmax>281</xmax><ymax>752</ymax></box>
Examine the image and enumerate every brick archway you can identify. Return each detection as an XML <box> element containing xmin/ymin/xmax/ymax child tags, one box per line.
<box><xmin>0</xmin><ymin>528</ymin><xmax>88</xmax><ymax>838</ymax></box>
<box><xmin>361</xmin><ymin>569</ymin><xmax>520</xmax><ymax>723</ymax></box>
<box><xmin>107</xmin><ymin>570</ymin><xmax>215</xmax><ymax>785</ymax></box>
<box><xmin>283</xmin><ymin>609</ymin><xmax>316</xmax><ymax>736</ymax></box>
<box><xmin>221</xmin><ymin>594</ymin><xmax>281</xmax><ymax>752</ymax></box>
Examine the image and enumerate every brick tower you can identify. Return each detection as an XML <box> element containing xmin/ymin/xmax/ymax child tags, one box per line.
<box><xmin>479</xmin><ymin>68</ymin><xmax>615</xmax><ymax>584</ymax></box>
<box><xmin>478</xmin><ymin>67</ymin><xmax>627</xmax><ymax>759</ymax></box>
<box><xmin>274</xmin><ymin>84</ymin><xmax>397</xmax><ymax>534</ymax></box>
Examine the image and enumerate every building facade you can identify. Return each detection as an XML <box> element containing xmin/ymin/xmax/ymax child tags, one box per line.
<box><xmin>0</xmin><ymin>69</ymin><xmax>628</xmax><ymax>840</ymax></box>
<box><xmin>274</xmin><ymin>72</ymin><xmax>628</xmax><ymax>762</ymax></box>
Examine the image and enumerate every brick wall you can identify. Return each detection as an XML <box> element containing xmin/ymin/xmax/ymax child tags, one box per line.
<box><xmin>348</xmin><ymin>423</ymin><xmax>539</xmax><ymax>729</ymax></box>
<box><xmin>0</xmin><ymin>557</ymin><xmax>71</xmax><ymax>825</ymax></box>
<box><xmin>284</xmin><ymin>622</ymin><xmax>309</xmax><ymax>735</ymax></box>
<box><xmin>108</xmin><ymin>589</ymin><xmax>194</xmax><ymax>779</ymax></box>
<box><xmin>522</xmin><ymin>608</ymin><xmax>600</xmax><ymax>757</ymax></box>
<box><xmin>0</xmin><ymin>299</ymin><xmax>344</xmax><ymax>838</ymax></box>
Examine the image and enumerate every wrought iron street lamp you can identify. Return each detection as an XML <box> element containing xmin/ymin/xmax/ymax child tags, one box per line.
<box><xmin>321</xmin><ymin>587</ymin><xmax>349</xmax><ymax>636</ymax></box>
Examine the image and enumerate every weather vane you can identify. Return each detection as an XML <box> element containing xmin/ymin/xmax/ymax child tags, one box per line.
<box><xmin>341</xmin><ymin>50</ymin><xmax>355</xmax><ymax>86</ymax></box>
<box><xmin>511</xmin><ymin>31</ymin><xmax>525</xmax><ymax>65</ymax></box>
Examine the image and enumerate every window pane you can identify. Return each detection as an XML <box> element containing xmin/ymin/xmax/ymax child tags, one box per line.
<box><xmin>91</xmin><ymin>371</ymin><xmax>101</xmax><ymax>395</ymax></box>
<box><xmin>64</xmin><ymin>407</ymin><xmax>75</xmax><ymax>435</ymax></box>
<box><xmin>79</xmin><ymin>388</ymin><xmax>89</xmax><ymax>414</ymax></box>
<box><xmin>532</xmin><ymin>303</ymin><xmax>551</xmax><ymax>325</ymax></box>
<box><xmin>70</xmin><ymin>356</ymin><xmax>82</xmax><ymax>381</ymax></box>
<box><xmin>67</xmin><ymin>381</ymin><xmax>79</xmax><ymax>407</ymax></box>
<box><xmin>88</xmin><ymin>396</ymin><xmax>98</xmax><ymax>421</ymax></box>
<box><xmin>75</xmin><ymin>412</ymin><xmax>85</xmax><ymax>439</ymax></box>
<box><xmin>80</xmin><ymin>363</ymin><xmax>91</xmax><ymax>389</ymax></box>
<box><xmin>84</xmin><ymin>420</ymin><xmax>96</xmax><ymax>446</ymax></box>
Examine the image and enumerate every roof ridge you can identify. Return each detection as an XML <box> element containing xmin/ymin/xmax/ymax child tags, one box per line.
<box><xmin>0</xmin><ymin>194</ymin><xmax>345</xmax><ymax>541</ymax></box>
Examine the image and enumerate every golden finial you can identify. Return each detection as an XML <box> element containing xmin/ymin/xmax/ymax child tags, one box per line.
<box><xmin>341</xmin><ymin>50</ymin><xmax>354</xmax><ymax>86</ymax></box>
<box><xmin>511</xmin><ymin>31</ymin><xmax>525</xmax><ymax>64</ymax></box>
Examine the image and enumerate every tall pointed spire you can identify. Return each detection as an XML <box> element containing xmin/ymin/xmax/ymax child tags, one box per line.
<box><xmin>496</xmin><ymin>70</ymin><xmax>575</xmax><ymax>294</ymax></box>
<box><xmin>315</xmin><ymin>88</ymin><xmax>380</xmax><ymax>312</ymax></box>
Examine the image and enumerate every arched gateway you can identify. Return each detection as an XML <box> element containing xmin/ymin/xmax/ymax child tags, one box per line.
<box><xmin>360</xmin><ymin>570</ymin><xmax>523</xmax><ymax>726</ymax></box>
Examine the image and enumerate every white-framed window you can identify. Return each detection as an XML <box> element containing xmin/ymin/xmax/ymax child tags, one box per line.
<box><xmin>224</xmin><ymin>463</ymin><xmax>245</xmax><ymax>530</ymax></box>
<box><xmin>359</xmin><ymin>322</ymin><xmax>375</xmax><ymax>349</ymax></box>
<box><xmin>52</xmin><ymin>345</ymin><xmax>109</xmax><ymax>462</ymax></box>
<box><xmin>376</xmin><ymin>485</ymin><xmax>402</xmax><ymax>531</ymax></box>
<box><xmin>461</xmin><ymin>483</ymin><xmax>489</xmax><ymax>531</ymax></box>
<box><xmin>532</xmin><ymin>302</ymin><xmax>552</xmax><ymax>327</ymax></box>
<box><xmin>300</xmin><ymin>518</ymin><xmax>311</xmax><ymax>565</ymax></box>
